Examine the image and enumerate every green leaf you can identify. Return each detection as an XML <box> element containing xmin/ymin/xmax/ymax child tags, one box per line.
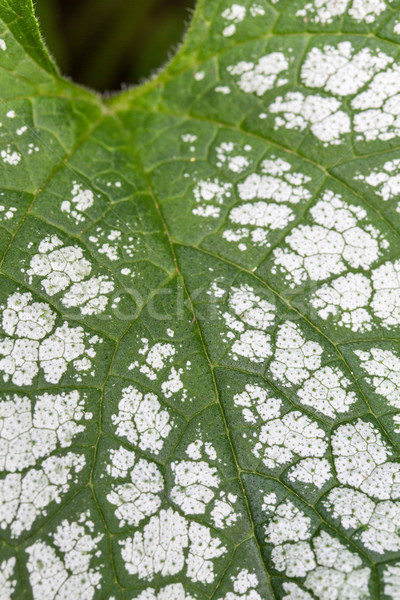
<box><xmin>3</xmin><ymin>1</ymin><xmax>400</xmax><ymax>598</ymax></box>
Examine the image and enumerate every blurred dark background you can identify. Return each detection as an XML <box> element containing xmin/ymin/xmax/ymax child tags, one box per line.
<box><xmin>34</xmin><ymin>0</ymin><xmax>194</xmax><ymax>92</ymax></box>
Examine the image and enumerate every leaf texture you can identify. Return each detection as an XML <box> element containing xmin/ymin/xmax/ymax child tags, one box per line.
<box><xmin>1</xmin><ymin>1</ymin><xmax>400</xmax><ymax>598</ymax></box>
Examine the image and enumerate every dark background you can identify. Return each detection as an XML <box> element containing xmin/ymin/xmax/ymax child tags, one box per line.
<box><xmin>35</xmin><ymin>0</ymin><xmax>194</xmax><ymax>92</ymax></box>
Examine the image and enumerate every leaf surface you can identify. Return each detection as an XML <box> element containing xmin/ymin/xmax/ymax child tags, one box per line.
<box><xmin>1</xmin><ymin>1</ymin><xmax>400</xmax><ymax>598</ymax></box>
